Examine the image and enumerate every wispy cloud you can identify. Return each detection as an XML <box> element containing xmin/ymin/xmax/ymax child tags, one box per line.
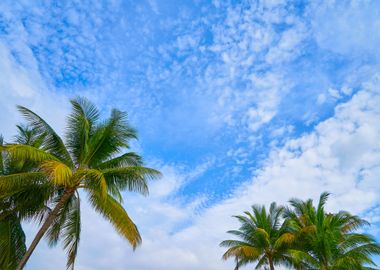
<box><xmin>0</xmin><ymin>42</ymin><xmax>69</xmax><ymax>139</ymax></box>
<box><xmin>24</xmin><ymin>74</ymin><xmax>380</xmax><ymax>270</ymax></box>
<box><xmin>1</xmin><ymin>0</ymin><xmax>380</xmax><ymax>269</ymax></box>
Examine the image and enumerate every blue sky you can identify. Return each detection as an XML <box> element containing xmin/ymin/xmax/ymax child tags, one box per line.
<box><xmin>1</xmin><ymin>0</ymin><xmax>380</xmax><ymax>269</ymax></box>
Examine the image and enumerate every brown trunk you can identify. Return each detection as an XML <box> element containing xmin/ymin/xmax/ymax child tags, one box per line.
<box><xmin>269</xmin><ymin>258</ymin><xmax>275</xmax><ymax>270</ymax></box>
<box><xmin>16</xmin><ymin>189</ymin><xmax>74</xmax><ymax>270</ymax></box>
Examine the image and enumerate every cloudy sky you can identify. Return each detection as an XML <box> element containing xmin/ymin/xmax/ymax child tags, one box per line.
<box><xmin>1</xmin><ymin>0</ymin><xmax>380</xmax><ymax>269</ymax></box>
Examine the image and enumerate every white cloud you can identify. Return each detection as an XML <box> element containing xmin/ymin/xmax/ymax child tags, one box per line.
<box><xmin>328</xmin><ymin>88</ymin><xmax>341</xmax><ymax>99</ymax></box>
<box><xmin>148</xmin><ymin>0</ymin><xmax>160</xmax><ymax>15</ymax></box>
<box><xmin>0</xmin><ymin>42</ymin><xmax>69</xmax><ymax>139</ymax></box>
<box><xmin>199</xmin><ymin>1</ymin><xmax>314</xmax><ymax>139</ymax></box>
<box><xmin>317</xmin><ymin>93</ymin><xmax>327</xmax><ymax>105</ymax></box>
<box><xmin>265</xmin><ymin>23</ymin><xmax>307</xmax><ymax>65</ymax></box>
<box><xmin>23</xmin><ymin>74</ymin><xmax>380</xmax><ymax>270</ymax></box>
<box><xmin>310</xmin><ymin>0</ymin><xmax>380</xmax><ymax>58</ymax></box>
<box><xmin>3</xmin><ymin>1</ymin><xmax>380</xmax><ymax>269</ymax></box>
<box><xmin>244</xmin><ymin>77</ymin><xmax>380</xmax><ymax>213</ymax></box>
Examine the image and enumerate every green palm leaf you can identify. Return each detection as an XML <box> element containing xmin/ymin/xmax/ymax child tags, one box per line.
<box><xmin>62</xmin><ymin>194</ymin><xmax>81</xmax><ymax>270</ymax></box>
<box><xmin>84</xmin><ymin>109</ymin><xmax>137</xmax><ymax>166</ymax></box>
<box><xmin>102</xmin><ymin>166</ymin><xmax>161</xmax><ymax>195</ymax></box>
<box><xmin>66</xmin><ymin>97</ymin><xmax>99</xmax><ymax>165</ymax></box>
<box><xmin>1</xmin><ymin>145</ymin><xmax>58</xmax><ymax>163</ymax></box>
<box><xmin>17</xmin><ymin>106</ymin><xmax>73</xmax><ymax>167</ymax></box>
<box><xmin>0</xmin><ymin>215</ymin><xmax>26</xmax><ymax>270</ymax></box>
<box><xmin>97</xmin><ymin>152</ymin><xmax>143</xmax><ymax>169</ymax></box>
<box><xmin>89</xmin><ymin>190</ymin><xmax>141</xmax><ymax>248</ymax></box>
<box><xmin>0</xmin><ymin>172</ymin><xmax>46</xmax><ymax>194</ymax></box>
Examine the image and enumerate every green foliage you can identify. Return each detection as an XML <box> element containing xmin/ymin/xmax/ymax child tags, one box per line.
<box><xmin>221</xmin><ymin>193</ymin><xmax>380</xmax><ymax>270</ymax></box>
<box><xmin>17</xmin><ymin>106</ymin><xmax>73</xmax><ymax>166</ymax></box>
<box><xmin>1</xmin><ymin>97</ymin><xmax>161</xmax><ymax>269</ymax></box>
<box><xmin>285</xmin><ymin>193</ymin><xmax>380</xmax><ymax>270</ymax></box>
<box><xmin>0</xmin><ymin>215</ymin><xmax>26</xmax><ymax>270</ymax></box>
<box><xmin>88</xmin><ymin>189</ymin><xmax>141</xmax><ymax>248</ymax></box>
<box><xmin>62</xmin><ymin>194</ymin><xmax>81</xmax><ymax>270</ymax></box>
<box><xmin>0</xmin><ymin>126</ymin><xmax>51</xmax><ymax>270</ymax></box>
<box><xmin>220</xmin><ymin>203</ymin><xmax>295</xmax><ymax>270</ymax></box>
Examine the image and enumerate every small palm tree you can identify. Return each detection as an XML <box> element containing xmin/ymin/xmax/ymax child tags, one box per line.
<box><xmin>0</xmin><ymin>98</ymin><xmax>161</xmax><ymax>270</ymax></box>
<box><xmin>220</xmin><ymin>203</ymin><xmax>295</xmax><ymax>270</ymax></box>
<box><xmin>0</xmin><ymin>126</ymin><xmax>50</xmax><ymax>270</ymax></box>
<box><xmin>285</xmin><ymin>192</ymin><xmax>380</xmax><ymax>270</ymax></box>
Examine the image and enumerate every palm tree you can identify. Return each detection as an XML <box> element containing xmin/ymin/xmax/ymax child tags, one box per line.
<box><xmin>0</xmin><ymin>126</ymin><xmax>50</xmax><ymax>270</ymax></box>
<box><xmin>0</xmin><ymin>97</ymin><xmax>161</xmax><ymax>270</ymax></box>
<box><xmin>285</xmin><ymin>192</ymin><xmax>380</xmax><ymax>270</ymax></box>
<box><xmin>220</xmin><ymin>203</ymin><xmax>295</xmax><ymax>270</ymax></box>
<box><xmin>0</xmin><ymin>133</ymin><xmax>27</xmax><ymax>270</ymax></box>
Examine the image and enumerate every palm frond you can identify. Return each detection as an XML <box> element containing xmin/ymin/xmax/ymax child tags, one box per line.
<box><xmin>1</xmin><ymin>144</ymin><xmax>58</xmax><ymax>163</ymax></box>
<box><xmin>84</xmin><ymin>109</ymin><xmax>137</xmax><ymax>167</ymax></box>
<box><xmin>0</xmin><ymin>215</ymin><xmax>26</xmax><ymax>270</ymax></box>
<box><xmin>62</xmin><ymin>194</ymin><xmax>81</xmax><ymax>270</ymax></box>
<box><xmin>101</xmin><ymin>166</ymin><xmax>161</xmax><ymax>195</ymax></box>
<box><xmin>88</xmin><ymin>190</ymin><xmax>141</xmax><ymax>249</ymax></box>
<box><xmin>317</xmin><ymin>192</ymin><xmax>330</xmax><ymax>210</ymax></box>
<box><xmin>17</xmin><ymin>106</ymin><xmax>73</xmax><ymax>166</ymax></box>
<box><xmin>46</xmin><ymin>194</ymin><xmax>75</xmax><ymax>247</ymax></box>
<box><xmin>14</xmin><ymin>125</ymin><xmax>45</xmax><ymax>148</ymax></box>
<box><xmin>66</xmin><ymin>97</ymin><xmax>99</xmax><ymax>165</ymax></box>
<box><xmin>0</xmin><ymin>172</ymin><xmax>46</xmax><ymax>193</ymax></box>
<box><xmin>40</xmin><ymin>160</ymin><xmax>73</xmax><ymax>186</ymax></box>
<box><xmin>97</xmin><ymin>152</ymin><xmax>143</xmax><ymax>169</ymax></box>
<box><xmin>288</xmin><ymin>249</ymin><xmax>319</xmax><ymax>268</ymax></box>
<box><xmin>1</xmin><ymin>183</ymin><xmax>53</xmax><ymax>223</ymax></box>
<box><xmin>222</xmin><ymin>245</ymin><xmax>261</xmax><ymax>260</ymax></box>
<box><xmin>77</xmin><ymin>168</ymin><xmax>108</xmax><ymax>200</ymax></box>
<box><xmin>274</xmin><ymin>232</ymin><xmax>296</xmax><ymax>249</ymax></box>
<box><xmin>254</xmin><ymin>255</ymin><xmax>269</xmax><ymax>269</ymax></box>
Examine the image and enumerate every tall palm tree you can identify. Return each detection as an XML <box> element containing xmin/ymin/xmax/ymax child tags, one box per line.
<box><xmin>285</xmin><ymin>192</ymin><xmax>380</xmax><ymax>270</ymax></box>
<box><xmin>0</xmin><ymin>126</ymin><xmax>50</xmax><ymax>270</ymax></box>
<box><xmin>0</xmin><ymin>97</ymin><xmax>161</xmax><ymax>270</ymax></box>
<box><xmin>220</xmin><ymin>203</ymin><xmax>295</xmax><ymax>270</ymax></box>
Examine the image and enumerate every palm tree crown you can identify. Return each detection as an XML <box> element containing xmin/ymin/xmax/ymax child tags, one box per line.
<box><xmin>220</xmin><ymin>203</ymin><xmax>295</xmax><ymax>270</ymax></box>
<box><xmin>285</xmin><ymin>192</ymin><xmax>380</xmax><ymax>270</ymax></box>
<box><xmin>0</xmin><ymin>97</ymin><xmax>161</xmax><ymax>270</ymax></box>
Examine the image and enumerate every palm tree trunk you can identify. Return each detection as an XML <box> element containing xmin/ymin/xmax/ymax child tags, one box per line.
<box><xmin>16</xmin><ymin>189</ymin><xmax>74</xmax><ymax>270</ymax></box>
<box><xmin>269</xmin><ymin>258</ymin><xmax>275</xmax><ymax>270</ymax></box>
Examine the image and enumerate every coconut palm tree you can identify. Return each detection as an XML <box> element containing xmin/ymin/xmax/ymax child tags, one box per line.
<box><xmin>0</xmin><ymin>133</ymin><xmax>27</xmax><ymax>270</ymax></box>
<box><xmin>0</xmin><ymin>97</ymin><xmax>161</xmax><ymax>270</ymax></box>
<box><xmin>0</xmin><ymin>126</ymin><xmax>51</xmax><ymax>270</ymax></box>
<box><xmin>285</xmin><ymin>192</ymin><xmax>380</xmax><ymax>270</ymax></box>
<box><xmin>220</xmin><ymin>203</ymin><xmax>295</xmax><ymax>270</ymax></box>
